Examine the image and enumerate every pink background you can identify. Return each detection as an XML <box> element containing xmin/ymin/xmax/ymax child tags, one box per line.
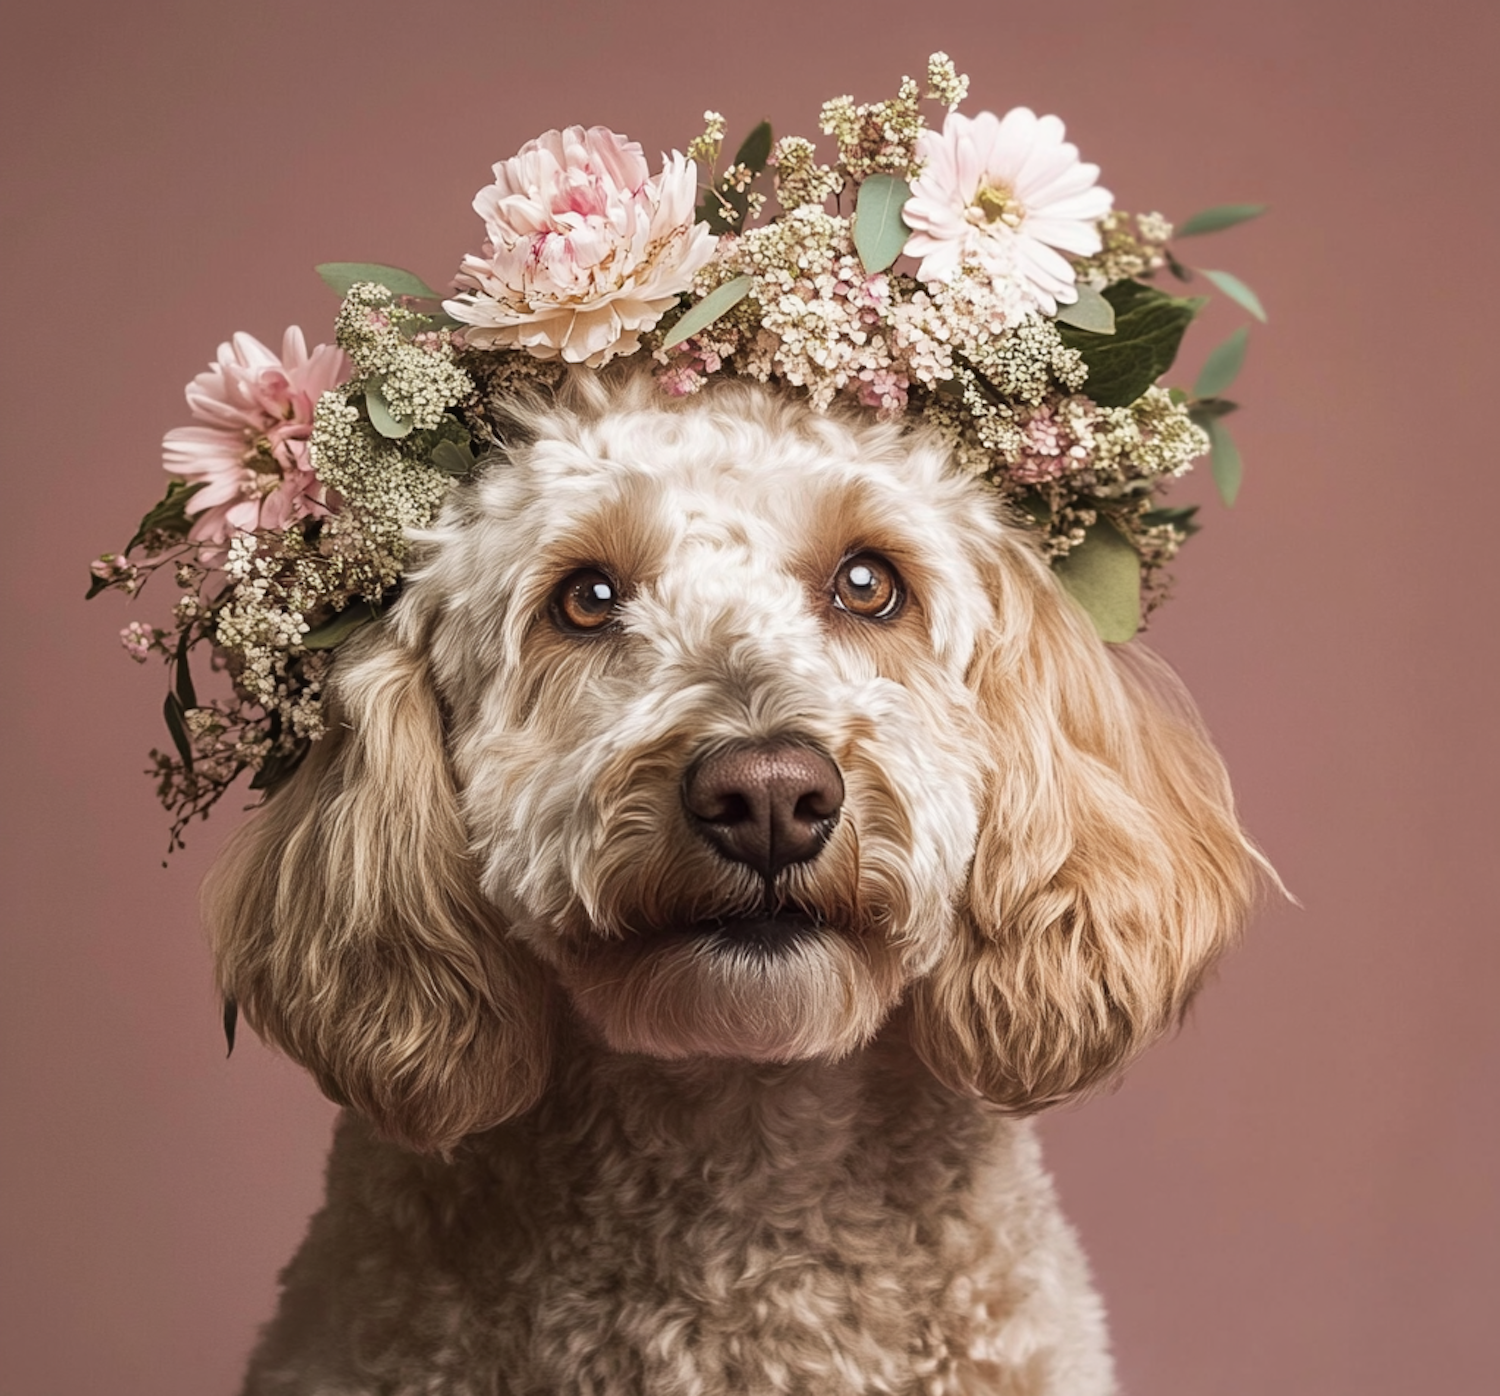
<box><xmin>3</xmin><ymin>1</ymin><xmax>1497</xmax><ymax>1392</ymax></box>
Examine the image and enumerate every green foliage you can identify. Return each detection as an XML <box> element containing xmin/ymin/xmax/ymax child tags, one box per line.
<box><xmin>162</xmin><ymin>692</ymin><xmax>193</xmax><ymax>770</ymax></box>
<box><xmin>1194</xmin><ymin>326</ymin><xmax>1249</xmax><ymax>398</ymax></box>
<box><xmin>1177</xmin><ymin>204</ymin><xmax>1267</xmax><ymax>237</ymax></box>
<box><xmin>429</xmin><ymin>438</ymin><xmax>477</xmax><ymax>477</ymax></box>
<box><xmin>1056</xmin><ymin>281</ymin><xmax>1204</xmax><ymax>408</ymax></box>
<box><xmin>662</xmin><ymin>275</ymin><xmax>754</xmax><ymax>349</ymax></box>
<box><xmin>1201</xmin><ymin>268</ymin><xmax>1267</xmax><ymax>322</ymax></box>
<box><xmin>696</xmin><ymin>122</ymin><xmax>773</xmax><ymax>233</ymax></box>
<box><xmin>125</xmin><ymin>479</ymin><xmax>203</xmax><ymax>554</ymax></box>
<box><xmin>1053</xmin><ymin>285</ymin><xmax>1117</xmax><ymax>334</ymax></box>
<box><xmin>302</xmin><ymin>600</ymin><xmax>380</xmax><ymax>651</ymax></box>
<box><xmin>1204</xmin><ymin>417</ymin><xmax>1243</xmax><ymax>506</ymax></box>
<box><xmin>365</xmin><ymin>380</ymin><xmax>413</xmax><ymax>439</ymax></box>
<box><xmin>317</xmin><ymin>262</ymin><xmax>440</xmax><ymax>299</ymax></box>
<box><xmin>852</xmin><ymin>174</ymin><xmax>912</xmax><ymax>273</ymax></box>
<box><xmin>1053</xmin><ymin>522</ymin><xmax>1141</xmax><ymax>643</ymax></box>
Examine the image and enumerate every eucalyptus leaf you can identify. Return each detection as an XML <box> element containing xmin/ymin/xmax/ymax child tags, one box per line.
<box><xmin>1176</xmin><ymin>204</ymin><xmax>1267</xmax><ymax>237</ymax></box>
<box><xmin>1053</xmin><ymin>284</ymin><xmax>1116</xmax><ymax>334</ymax></box>
<box><xmin>302</xmin><ymin>600</ymin><xmax>380</xmax><ymax>651</ymax></box>
<box><xmin>85</xmin><ymin>572</ymin><xmax>111</xmax><ymax>600</ymax></box>
<box><xmin>662</xmin><ymin>275</ymin><xmax>754</xmax><ymax>349</ymax></box>
<box><xmin>430</xmin><ymin>439</ymin><xmax>477</xmax><ymax>477</ymax></box>
<box><xmin>853</xmin><ymin>174</ymin><xmax>912</xmax><ymax>274</ymax></box>
<box><xmin>1056</xmin><ymin>281</ymin><xmax>1205</xmax><ymax>408</ymax></box>
<box><xmin>1053</xmin><ymin>522</ymin><xmax>1141</xmax><ymax>643</ymax></box>
<box><xmin>317</xmin><ymin>262</ymin><xmax>440</xmax><ymax>299</ymax></box>
<box><xmin>223</xmin><ymin>998</ymin><xmax>238</xmax><ymax>1057</ymax></box>
<box><xmin>1206</xmin><ymin>418</ymin><xmax>1244</xmax><ymax>506</ymax></box>
<box><xmin>163</xmin><ymin>692</ymin><xmax>194</xmax><ymax>770</ymax></box>
<box><xmin>1201</xmin><ymin>268</ymin><xmax>1267</xmax><ymax>322</ymax></box>
<box><xmin>365</xmin><ymin>381</ymin><xmax>413</xmax><ymax>439</ymax></box>
<box><xmin>1194</xmin><ymin>326</ymin><xmax>1249</xmax><ymax>399</ymax></box>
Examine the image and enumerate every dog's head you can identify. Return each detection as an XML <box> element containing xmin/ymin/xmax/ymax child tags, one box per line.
<box><xmin>207</xmin><ymin>368</ymin><xmax>1263</xmax><ymax>1152</ymax></box>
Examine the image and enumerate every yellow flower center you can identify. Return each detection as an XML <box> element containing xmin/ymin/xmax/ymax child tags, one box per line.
<box><xmin>970</xmin><ymin>180</ymin><xmax>1024</xmax><ymax>229</ymax></box>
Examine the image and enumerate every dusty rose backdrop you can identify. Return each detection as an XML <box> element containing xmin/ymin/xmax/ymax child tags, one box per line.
<box><xmin>3</xmin><ymin>0</ymin><xmax>1496</xmax><ymax>1391</ymax></box>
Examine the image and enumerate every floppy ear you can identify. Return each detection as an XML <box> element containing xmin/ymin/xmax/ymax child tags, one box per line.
<box><xmin>912</xmin><ymin>550</ymin><xmax>1267</xmax><ymax>1110</ymax></box>
<box><xmin>204</xmin><ymin>628</ymin><xmax>553</xmax><ymax>1154</ymax></box>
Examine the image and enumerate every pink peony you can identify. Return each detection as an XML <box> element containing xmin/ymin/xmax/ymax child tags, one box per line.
<box><xmin>446</xmin><ymin>126</ymin><xmax>718</xmax><ymax>367</ymax></box>
<box><xmin>162</xmin><ymin>328</ymin><xmax>350</xmax><ymax>545</ymax></box>
<box><xmin>902</xmin><ymin>109</ymin><xmax>1113</xmax><ymax>316</ymax></box>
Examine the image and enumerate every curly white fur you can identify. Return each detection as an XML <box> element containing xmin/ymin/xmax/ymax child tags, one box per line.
<box><xmin>206</xmin><ymin>368</ymin><xmax>1264</xmax><ymax>1395</ymax></box>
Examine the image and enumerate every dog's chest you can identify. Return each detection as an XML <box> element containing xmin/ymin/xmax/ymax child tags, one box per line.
<box><xmin>262</xmin><ymin>1047</ymin><xmax>1110</xmax><ymax>1396</ymax></box>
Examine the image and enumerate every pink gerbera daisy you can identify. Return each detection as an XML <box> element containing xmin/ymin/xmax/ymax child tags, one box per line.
<box><xmin>163</xmin><ymin>328</ymin><xmax>350</xmax><ymax>544</ymax></box>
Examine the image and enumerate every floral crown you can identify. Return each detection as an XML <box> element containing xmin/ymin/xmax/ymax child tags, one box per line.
<box><xmin>91</xmin><ymin>54</ymin><xmax>1266</xmax><ymax>849</ymax></box>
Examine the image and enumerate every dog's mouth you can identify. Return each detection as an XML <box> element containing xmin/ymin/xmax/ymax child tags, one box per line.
<box><xmin>671</xmin><ymin>910</ymin><xmax>824</xmax><ymax>958</ymax></box>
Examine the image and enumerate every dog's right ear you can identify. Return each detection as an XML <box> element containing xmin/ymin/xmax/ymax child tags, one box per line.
<box><xmin>204</xmin><ymin>628</ymin><xmax>553</xmax><ymax>1154</ymax></box>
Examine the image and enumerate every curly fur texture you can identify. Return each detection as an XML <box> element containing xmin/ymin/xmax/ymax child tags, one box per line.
<box><xmin>206</xmin><ymin>368</ymin><xmax>1265</xmax><ymax>1395</ymax></box>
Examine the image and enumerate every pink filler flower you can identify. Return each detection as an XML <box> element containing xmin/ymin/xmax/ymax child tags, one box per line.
<box><xmin>902</xmin><ymin>108</ymin><xmax>1113</xmax><ymax>315</ymax></box>
<box><xmin>445</xmin><ymin>126</ymin><xmax>717</xmax><ymax>367</ymax></box>
<box><xmin>162</xmin><ymin>328</ymin><xmax>350</xmax><ymax>544</ymax></box>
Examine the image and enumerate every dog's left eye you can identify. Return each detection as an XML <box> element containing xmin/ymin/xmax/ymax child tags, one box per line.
<box><xmin>832</xmin><ymin>554</ymin><xmax>903</xmax><ymax>620</ymax></box>
<box><xmin>552</xmin><ymin>568</ymin><xmax>622</xmax><ymax>632</ymax></box>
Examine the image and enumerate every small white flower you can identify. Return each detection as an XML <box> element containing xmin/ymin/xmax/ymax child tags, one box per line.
<box><xmin>902</xmin><ymin>109</ymin><xmax>1113</xmax><ymax>316</ymax></box>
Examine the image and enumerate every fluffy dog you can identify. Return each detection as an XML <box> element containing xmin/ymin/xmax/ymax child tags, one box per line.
<box><xmin>207</xmin><ymin>366</ymin><xmax>1262</xmax><ymax>1395</ymax></box>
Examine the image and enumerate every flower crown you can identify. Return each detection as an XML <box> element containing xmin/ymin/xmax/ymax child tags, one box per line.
<box><xmin>91</xmin><ymin>54</ymin><xmax>1266</xmax><ymax>848</ymax></box>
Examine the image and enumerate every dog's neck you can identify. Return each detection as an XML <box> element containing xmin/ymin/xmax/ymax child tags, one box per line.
<box><xmin>448</xmin><ymin>1009</ymin><xmax>997</xmax><ymax>1202</ymax></box>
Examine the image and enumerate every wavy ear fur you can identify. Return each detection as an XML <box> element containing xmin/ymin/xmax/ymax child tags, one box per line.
<box><xmin>204</xmin><ymin>629</ymin><xmax>552</xmax><ymax>1153</ymax></box>
<box><xmin>913</xmin><ymin>549</ymin><xmax>1267</xmax><ymax>1110</ymax></box>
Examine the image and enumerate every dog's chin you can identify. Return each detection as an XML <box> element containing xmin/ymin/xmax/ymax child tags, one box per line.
<box><xmin>555</xmin><ymin>916</ymin><xmax>904</xmax><ymax>1063</ymax></box>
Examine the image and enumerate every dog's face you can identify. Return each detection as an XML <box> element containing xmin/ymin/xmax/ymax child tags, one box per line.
<box><xmin>208</xmin><ymin>370</ymin><xmax>1261</xmax><ymax>1152</ymax></box>
<box><xmin>415</xmin><ymin>380</ymin><xmax>994</xmax><ymax>1063</ymax></box>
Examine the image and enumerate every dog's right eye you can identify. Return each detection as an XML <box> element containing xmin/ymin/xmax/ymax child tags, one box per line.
<box><xmin>552</xmin><ymin>569</ymin><xmax>622</xmax><ymax>633</ymax></box>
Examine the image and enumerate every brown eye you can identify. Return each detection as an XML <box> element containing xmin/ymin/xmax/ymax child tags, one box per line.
<box><xmin>553</xmin><ymin>568</ymin><xmax>622</xmax><ymax>632</ymax></box>
<box><xmin>832</xmin><ymin>553</ymin><xmax>903</xmax><ymax>620</ymax></box>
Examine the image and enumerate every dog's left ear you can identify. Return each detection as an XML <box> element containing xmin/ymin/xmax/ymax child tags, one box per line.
<box><xmin>912</xmin><ymin>548</ymin><xmax>1268</xmax><ymax>1110</ymax></box>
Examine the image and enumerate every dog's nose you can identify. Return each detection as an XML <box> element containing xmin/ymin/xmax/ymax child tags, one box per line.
<box><xmin>683</xmin><ymin>740</ymin><xmax>844</xmax><ymax>880</ymax></box>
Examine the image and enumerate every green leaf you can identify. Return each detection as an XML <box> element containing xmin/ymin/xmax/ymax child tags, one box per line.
<box><xmin>853</xmin><ymin>174</ymin><xmax>912</xmax><ymax>273</ymax></box>
<box><xmin>430</xmin><ymin>439</ymin><xmax>477</xmax><ymax>477</ymax></box>
<box><xmin>1188</xmin><ymin>396</ymin><xmax>1239</xmax><ymax>422</ymax></box>
<box><xmin>1056</xmin><ymin>281</ymin><xmax>1205</xmax><ymax>408</ymax></box>
<box><xmin>248</xmin><ymin>739</ymin><xmax>310</xmax><ymax>792</ymax></box>
<box><xmin>1206</xmin><ymin>418</ymin><xmax>1244</xmax><ymax>506</ymax></box>
<box><xmin>222</xmin><ymin>998</ymin><xmax>237</xmax><ymax>1057</ymax></box>
<box><xmin>1194</xmin><ymin>326</ymin><xmax>1250</xmax><ymax>399</ymax></box>
<box><xmin>126</xmin><ymin>479</ymin><xmax>204</xmax><ymax>554</ymax></box>
<box><xmin>1053</xmin><ymin>522</ymin><xmax>1141</xmax><ymax>643</ymax></box>
<box><xmin>732</xmin><ymin>120</ymin><xmax>774</xmax><ymax>174</ymax></box>
<box><xmin>173</xmin><ymin>628</ymin><xmax>197</xmax><ymax>710</ymax></box>
<box><xmin>1142</xmin><ymin>504</ymin><xmax>1202</xmax><ymax>538</ymax></box>
<box><xmin>1164</xmin><ymin>248</ymin><xmax>1193</xmax><ymax>282</ymax></box>
<box><xmin>85</xmin><ymin>572</ymin><xmax>111</xmax><ymax>600</ymax></box>
<box><xmin>1176</xmin><ymin>203</ymin><xmax>1267</xmax><ymax>237</ymax></box>
<box><xmin>1200</xmin><ymin>268</ymin><xmax>1267</xmax><ymax>322</ymax></box>
<box><xmin>365</xmin><ymin>380</ymin><xmax>413</xmax><ymax>439</ymax></box>
<box><xmin>317</xmin><ymin>262</ymin><xmax>440</xmax><ymax>299</ymax></box>
<box><xmin>302</xmin><ymin>600</ymin><xmax>380</xmax><ymax>651</ymax></box>
<box><xmin>1053</xmin><ymin>284</ymin><xmax>1116</xmax><ymax>334</ymax></box>
<box><xmin>162</xmin><ymin>692</ymin><xmax>194</xmax><ymax>770</ymax></box>
<box><xmin>696</xmin><ymin>122</ymin><xmax>773</xmax><ymax>234</ymax></box>
<box><xmin>662</xmin><ymin>275</ymin><xmax>754</xmax><ymax>349</ymax></box>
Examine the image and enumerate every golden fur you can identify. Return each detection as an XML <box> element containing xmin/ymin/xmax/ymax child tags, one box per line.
<box><xmin>205</xmin><ymin>367</ymin><xmax>1266</xmax><ymax>1393</ymax></box>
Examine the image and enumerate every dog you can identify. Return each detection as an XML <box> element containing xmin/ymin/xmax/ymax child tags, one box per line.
<box><xmin>206</xmin><ymin>365</ymin><xmax>1262</xmax><ymax>1395</ymax></box>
